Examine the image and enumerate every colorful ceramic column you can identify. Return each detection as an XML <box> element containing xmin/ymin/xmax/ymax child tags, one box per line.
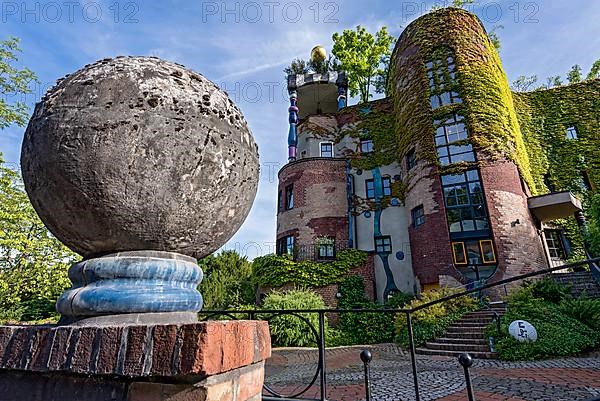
<box><xmin>288</xmin><ymin>90</ymin><xmax>299</xmax><ymax>161</ymax></box>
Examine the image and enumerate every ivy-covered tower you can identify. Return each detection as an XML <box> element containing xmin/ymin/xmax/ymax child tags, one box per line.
<box><xmin>273</xmin><ymin>8</ymin><xmax>599</xmax><ymax>303</ymax></box>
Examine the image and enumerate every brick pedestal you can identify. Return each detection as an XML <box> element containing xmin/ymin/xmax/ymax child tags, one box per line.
<box><xmin>0</xmin><ymin>320</ymin><xmax>271</xmax><ymax>401</ymax></box>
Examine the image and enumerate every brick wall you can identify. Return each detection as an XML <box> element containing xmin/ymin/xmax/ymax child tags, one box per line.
<box><xmin>479</xmin><ymin>159</ymin><xmax>547</xmax><ymax>289</ymax></box>
<box><xmin>277</xmin><ymin>158</ymin><xmax>349</xmax><ymax>246</ymax></box>
<box><xmin>405</xmin><ymin>163</ymin><xmax>456</xmax><ymax>287</ymax></box>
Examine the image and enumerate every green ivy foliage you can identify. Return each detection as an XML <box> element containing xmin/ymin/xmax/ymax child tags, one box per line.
<box><xmin>252</xmin><ymin>249</ymin><xmax>368</xmax><ymax>288</ymax></box>
<box><xmin>334</xmin><ymin>275</ymin><xmax>413</xmax><ymax>345</ymax></box>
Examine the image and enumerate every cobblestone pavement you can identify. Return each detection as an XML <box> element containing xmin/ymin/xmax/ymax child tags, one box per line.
<box><xmin>264</xmin><ymin>344</ymin><xmax>600</xmax><ymax>401</ymax></box>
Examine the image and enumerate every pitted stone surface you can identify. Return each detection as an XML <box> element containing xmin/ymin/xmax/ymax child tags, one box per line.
<box><xmin>21</xmin><ymin>56</ymin><xmax>259</xmax><ymax>258</ymax></box>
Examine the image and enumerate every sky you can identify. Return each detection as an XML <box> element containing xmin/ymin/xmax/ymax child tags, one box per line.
<box><xmin>1</xmin><ymin>0</ymin><xmax>599</xmax><ymax>259</ymax></box>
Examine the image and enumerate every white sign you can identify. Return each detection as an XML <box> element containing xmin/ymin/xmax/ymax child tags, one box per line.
<box><xmin>508</xmin><ymin>320</ymin><xmax>538</xmax><ymax>342</ymax></box>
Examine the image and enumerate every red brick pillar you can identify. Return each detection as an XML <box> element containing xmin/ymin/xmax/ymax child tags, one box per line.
<box><xmin>0</xmin><ymin>320</ymin><xmax>271</xmax><ymax>401</ymax></box>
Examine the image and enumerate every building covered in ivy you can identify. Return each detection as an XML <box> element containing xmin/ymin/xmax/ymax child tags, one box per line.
<box><xmin>275</xmin><ymin>7</ymin><xmax>599</xmax><ymax>302</ymax></box>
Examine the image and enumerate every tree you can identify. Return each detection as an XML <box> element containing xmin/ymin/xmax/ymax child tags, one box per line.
<box><xmin>431</xmin><ymin>0</ymin><xmax>475</xmax><ymax>11</ymax></box>
<box><xmin>567</xmin><ymin>64</ymin><xmax>583</xmax><ymax>84</ymax></box>
<box><xmin>587</xmin><ymin>59</ymin><xmax>600</xmax><ymax>80</ymax></box>
<box><xmin>332</xmin><ymin>25</ymin><xmax>395</xmax><ymax>103</ymax></box>
<box><xmin>197</xmin><ymin>250</ymin><xmax>255</xmax><ymax>309</ymax></box>
<box><xmin>283</xmin><ymin>58</ymin><xmax>309</xmax><ymax>77</ymax></box>
<box><xmin>588</xmin><ymin>194</ymin><xmax>600</xmax><ymax>258</ymax></box>
<box><xmin>0</xmin><ymin>37</ymin><xmax>38</xmax><ymax>129</ymax></box>
<box><xmin>512</xmin><ymin>75</ymin><xmax>538</xmax><ymax>92</ymax></box>
<box><xmin>546</xmin><ymin>75</ymin><xmax>563</xmax><ymax>88</ymax></box>
<box><xmin>0</xmin><ymin>155</ymin><xmax>76</xmax><ymax>321</ymax></box>
<box><xmin>488</xmin><ymin>25</ymin><xmax>503</xmax><ymax>51</ymax></box>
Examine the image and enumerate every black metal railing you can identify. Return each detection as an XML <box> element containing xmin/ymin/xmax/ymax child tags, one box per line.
<box><xmin>293</xmin><ymin>241</ymin><xmax>349</xmax><ymax>262</ymax></box>
<box><xmin>199</xmin><ymin>256</ymin><xmax>600</xmax><ymax>401</ymax></box>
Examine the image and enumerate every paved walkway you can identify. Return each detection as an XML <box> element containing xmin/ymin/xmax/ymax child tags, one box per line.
<box><xmin>264</xmin><ymin>344</ymin><xmax>600</xmax><ymax>401</ymax></box>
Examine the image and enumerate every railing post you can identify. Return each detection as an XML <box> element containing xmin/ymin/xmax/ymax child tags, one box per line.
<box><xmin>458</xmin><ymin>353</ymin><xmax>476</xmax><ymax>401</ymax></box>
<box><xmin>318</xmin><ymin>311</ymin><xmax>327</xmax><ymax>401</ymax></box>
<box><xmin>360</xmin><ymin>350</ymin><xmax>372</xmax><ymax>401</ymax></box>
<box><xmin>406</xmin><ymin>312</ymin><xmax>421</xmax><ymax>401</ymax></box>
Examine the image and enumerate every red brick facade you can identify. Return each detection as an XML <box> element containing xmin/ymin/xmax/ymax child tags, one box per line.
<box><xmin>479</xmin><ymin>159</ymin><xmax>547</xmax><ymax>287</ymax></box>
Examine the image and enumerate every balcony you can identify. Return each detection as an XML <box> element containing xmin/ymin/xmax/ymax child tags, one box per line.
<box><xmin>284</xmin><ymin>241</ymin><xmax>350</xmax><ymax>262</ymax></box>
<box><xmin>528</xmin><ymin>191</ymin><xmax>582</xmax><ymax>222</ymax></box>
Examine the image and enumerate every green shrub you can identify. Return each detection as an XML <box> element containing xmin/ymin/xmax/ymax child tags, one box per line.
<box><xmin>336</xmin><ymin>276</ymin><xmax>413</xmax><ymax>345</ymax></box>
<box><xmin>261</xmin><ymin>289</ymin><xmax>326</xmax><ymax>347</ymax></box>
<box><xmin>491</xmin><ymin>285</ymin><xmax>600</xmax><ymax>361</ymax></box>
<box><xmin>394</xmin><ymin>287</ymin><xmax>480</xmax><ymax>348</ymax></box>
<box><xmin>528</xmin><ymin>278</ymin><xmax>572</xmax><ymax>304</ymax></box>
<box><xmin>558</xmin><ymin>298</ymin><xmax>600</xmax><ymax>330</ymax></box>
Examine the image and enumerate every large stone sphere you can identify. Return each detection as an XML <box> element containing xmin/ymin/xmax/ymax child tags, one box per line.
<box><xmin>21</xmin><ymin>56</ymin><xmax>259</xmax><ymax>259</ymax></box>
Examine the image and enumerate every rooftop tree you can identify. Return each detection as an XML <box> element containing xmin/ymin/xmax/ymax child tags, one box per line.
<box><xmin>331</xmin><ymin>25</ymin><xmax>395</xmax><ymax>103</ymax></box>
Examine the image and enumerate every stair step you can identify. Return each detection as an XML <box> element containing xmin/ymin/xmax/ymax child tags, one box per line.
<box><xmin>447</xmin><ymin>326</ymin><xmax>487</xmax><ymax>333</ymax></box>
<box><xmin>435</xmin><ymin>337</ymin><xmax>488</xmax><ymax>345</ymax></box>
<box><xmin>416</xmin><ymin>348</ymin><xmax>497</xmax><ymax>359</ymax></box>
<box><xmin>445</xmin><ymin>332</ymin><xmax>486</xmax><ymax>340</ymax></box>
<box><xmin>450</xmin><ymin>320</ymin><xmax>491</xmax><ymax>328</ymax></box>
<box><xmin>425</xmin><ymin>342</ymin><xmax>490</xmax><ymax>352</ymax></box>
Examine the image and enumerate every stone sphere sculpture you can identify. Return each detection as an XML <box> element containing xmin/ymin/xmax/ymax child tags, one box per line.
<box><xmin>20</xmin><ymin>56</ymin><xmax>259</xmax><ymax>322</ymax></box>
<box><xmin>21</xmin><ymin>56</ymin><xmax>259</xmax><ymax>260</ymax></box>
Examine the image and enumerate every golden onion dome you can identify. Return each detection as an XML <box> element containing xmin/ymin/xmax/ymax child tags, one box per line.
<box><xmin>310</xmin><ymin>45</ymin><xmax>327</xmax><ymax>63</ymax></box>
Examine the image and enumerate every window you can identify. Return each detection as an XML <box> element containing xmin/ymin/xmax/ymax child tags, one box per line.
<box><xmin>452</xmin><ymin>239</ymin><xmax>496</xmax><ymax>265</ymax></box>
<box><xmin>285</xmin><ymin>184</ymin><xmax>294</xmax><ymax>210</ymax></box>
<box><xmin>412</xmin><ymin>205</ymin><xmax>425</xmax><ymax>227</ymax></box>
<box><xmin>382</xmin><ymin>176</ymin><xmax>392</xmax><ymax>196</ymax></box>
<box><xmin>406</xmin><ymin>148</ymin><xmax>417</xmax><ymax>170</ymax></box>
<box><xmin>317</xmin><ymin>238</ymin><xmax>335</xmax><ymax>260</ymax></box>
<box><xmin>277</xmin><ymin>236</ymin><xmax>295</xmax><ymax>256</ymax></box>
<box><xmin>452</xmin><ymin>242</ymin><xmax>467</xmax><ymax>265</ymax></box>
<box><xmin>320</xmin><ymin>142</ymin><xmax>333</xmax><ymax>157</ymax></box>
<box><xmin>544</xmin><ymin>230</ymin><xmax>566</xmax><ymax>259</ymax></box>
<box><xmin>434</xmin><ymin>114</ymin><xmax>475</xmax><ymax>166</ymax></box>
<box><xmin>581</xmin><ymin>171</ymin><xmax>594</xmax><ymax>191</ymax></box>
<box><xmin>360</xmin><ymin>140</ymin><xmax>374</xmax><ymax>154</ymax></box>
<box><xmin>479</xmin><ymin>240</ymin><xmax>496</xmax><ymax>263</ymax></box>
<box><xmin>442</xmin><ymin>170</ymin><xmax>489</xmax><ymax>234</ymax></box>
<box><xmin>375</xmin><ymin>236</ymin><xmax>392</xmax><ymax>253</ymax></box>
<box><xmin>566</xmin><ymin>125</ymin><xmax>578</xmax><ymax>140</ymax></box>
<box><xmin>366</xmin><ymin>179</ymin><xmax>375</xmax><ymax>199</ymax></box>
<box><xmin>426</xmin><ymin>55</ymin><xmax>462</xmax><ymax>109</ymax></box>
<box><xmin>277</xmin><ymin>190</ymin><xmax>283</xmax><ymax>213</ymax></box>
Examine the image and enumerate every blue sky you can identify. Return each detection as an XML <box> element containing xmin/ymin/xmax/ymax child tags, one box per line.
<box><xmin>1</xmin><ymin>0</ymin><xmax>599</xmax><ymax>259</ymax></box>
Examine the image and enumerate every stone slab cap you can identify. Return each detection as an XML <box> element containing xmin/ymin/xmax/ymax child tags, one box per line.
<box><xmin>0</xmin><ymin>320</ymin><xmax>270</xmax><ymax>379</ymax></box>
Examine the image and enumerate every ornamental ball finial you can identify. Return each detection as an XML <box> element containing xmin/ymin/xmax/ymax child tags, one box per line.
<box><xmin>311</xmin><ymin>45</ymin><xmax>327</xmax><ymax>63</ymax></box>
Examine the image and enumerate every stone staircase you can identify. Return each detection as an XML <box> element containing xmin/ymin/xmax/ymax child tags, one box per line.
<box><xmin>416</xmin><ymin>303</ymin><xmax>506</xmax><ymax>359</ymax></box>
<box><xmin>551</xmin><ymin>271</ymin><xmax>600</xmax><ymax>298</ymax></box>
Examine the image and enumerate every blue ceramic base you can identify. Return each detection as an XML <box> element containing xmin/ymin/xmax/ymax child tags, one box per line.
<box><xmin>57</xmin><ymin>250</ymin><xmax>203</xmax><ymax>317</ymax></box>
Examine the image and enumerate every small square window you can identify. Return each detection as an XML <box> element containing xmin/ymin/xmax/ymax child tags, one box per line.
<box><xmin>375</xmin><ymin>236</ymin><xmax>392</xmax><ymax>253</ymax></box>
<box><xmin>277</xmin><ymin>236</ymin><xmax>295</xmax><ymax>256</ymax></box>
<box><xmin>360</xmin><ymin>140</ymin><xmax>374</xmax><ymax>154</ymax></box>
<box><xmin>412</xmin><ymin>205</ymin><xmax>425</xmax><ymax>227</ymax></box>
<box><xmin>382</xmin><ymin>177</ymin><xmax>392</xmax><ymax>197</ymax></box>
<box><xmin>566</xmin><ymin>125</ymin><xmax>578</xmax><ymax>140</ymax></box>
<box><xmin>406</xmin><ymin>148</ymin><xmax>417</xmax><ymax>170</ymax></box>
<box><xmin>318</xmin><ymin>238</ymin><xmax>335</xmax><ymax>260</ymax></box>
<box><xmin>366</xmin><ymin>179</ymin><xmax>375</xmax><ymax>199</ymax></box>
<box><xmin>320</xmin><ymin>142</ymin><xmax>334</xmax><ymax>157</ymax></box>
<box><xmin>285</xmin><ymin>184</ymin><xmax>294</xmax><ymax>210</ymax></box>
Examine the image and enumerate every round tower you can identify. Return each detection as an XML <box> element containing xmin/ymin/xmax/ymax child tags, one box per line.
<box><xmin>390</xmin><ymin>8</ymin><xmax>546</xmax><ymax>289</ymax></box>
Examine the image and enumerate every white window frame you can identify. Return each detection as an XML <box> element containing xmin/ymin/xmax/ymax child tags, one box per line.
<box><xmin>320</xmin><ymin>142</ymin><xmax>334</xmax><ymax>158</ymax></box>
